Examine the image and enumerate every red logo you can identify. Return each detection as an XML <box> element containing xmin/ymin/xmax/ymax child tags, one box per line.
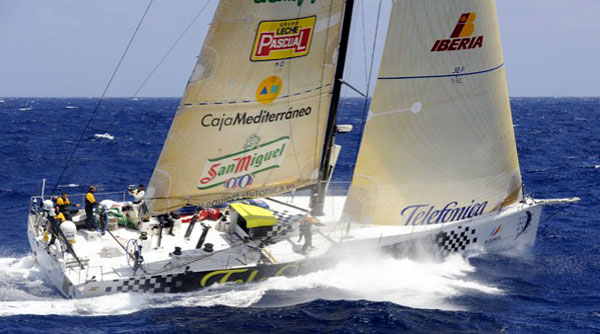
<box><xmin>251</xmin><ymin>17</ymin><xmax>315</xmax><ymax>61</ymax></box>
<box><xmin>431</xmin><ymin>13</ymin><xmax>484</xmax><ymax>52</ymax></box>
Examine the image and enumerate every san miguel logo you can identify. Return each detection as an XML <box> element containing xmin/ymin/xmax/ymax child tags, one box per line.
<box><xmin>251</xmin><ymin>16</ymin><xmax>315</xmax><ymax>61</ymax></box>
<box><xmin>431</xmin><ymin>13</ymin><xmax>484</xmax><ymax>52</ymax></box>
<box><xmin>197</xmin><ymin>136</ymin><xmax>289</xmax><ymax>190</ymax></box>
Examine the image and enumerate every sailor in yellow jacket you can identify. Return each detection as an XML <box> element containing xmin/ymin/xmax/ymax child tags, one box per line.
<box><xmin>46</xmin><ymin>205</ymin><xmax>66</xmax><ymax>246</ymax></box>
<box><xmin>85</xmin><ymin>185</ymin><xmax>98</xmax><ymax>231</ymax></box>
<box><xmin>57</xmin><ymin>192</ymin><xmax>78</xmax><ymax>220</ymax></box>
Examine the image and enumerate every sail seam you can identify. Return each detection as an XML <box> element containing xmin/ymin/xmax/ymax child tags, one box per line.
<box><xmin>378</xmin><ymin>63</ymin><xmax>504</xmax><ymax>80</ymax></box>
<box><xmin>182</xmin><ymin>84</ymin><xmax>332</xmax><ymax>107</ymax></box>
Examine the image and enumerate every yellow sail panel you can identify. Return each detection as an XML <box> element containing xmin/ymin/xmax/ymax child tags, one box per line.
<box><xmin>343</xmin><ymin>0</ymin><xmax>522</xmax><ymax>226</ymax></box>
<box><xmin>147</xmin><ymin>0</ymin><xmax>344</xmax><ymax>213</ymax></box>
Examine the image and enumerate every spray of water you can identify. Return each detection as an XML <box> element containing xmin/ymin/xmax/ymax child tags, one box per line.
<box><xmin>0</xmin><ymin>250</ymin><xmax>502</xmax><ymax>317</ymax></box>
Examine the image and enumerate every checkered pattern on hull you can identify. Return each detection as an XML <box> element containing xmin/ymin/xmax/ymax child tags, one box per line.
<box><xmin>262</xmin><ymin>209</ymin><xmax>304</xmax><ymax>238</ymax></box>
<box><xmin>271</xmin><ymin>209</ymin><xmax>305</xmax><ymax>225</ymax></box>
<box><xmin>265</xmin><ymin>224</ymin><xmax>294</xmax><ymax>238</ymax></box>
<box><xmin>434</xmin><ymin>226</ymin><xmax>478</xmax><ymax>256</ymax></box>
<box><xmin>106</xmin><ymin>274</ymin><xmax>185</xmax><ymax>294</ymax></box>
<box><xmin>102</xmin><ymin>261</ymin><xmax>306</xmax><ymax>295</ymax></box>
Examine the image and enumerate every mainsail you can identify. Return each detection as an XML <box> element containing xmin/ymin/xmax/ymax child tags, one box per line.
<box><xmin>343</xmin><ymin>0</ymin><xmax>523</xmax><ymax>225</ymax></box>
<box><xmin>146</xmin><ymin>0</ymin><xmax>345</xmax><ymax>213</ymax></box>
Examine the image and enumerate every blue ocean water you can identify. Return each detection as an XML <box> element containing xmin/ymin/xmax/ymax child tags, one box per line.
<box><xmin>0</xmin><ymin>97</ymin><xmax>598</xmax><ymax>333</ymax></box>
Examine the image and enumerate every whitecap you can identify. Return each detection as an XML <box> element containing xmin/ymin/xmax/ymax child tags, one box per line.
<box><xmin>0</xmin><ymin>251</ymin><xmax>502</xmax><ymax>316</ymax></box>
<box><xmin>94</xmin><ymin>133</ymin><xmax>115</xmax><ymax>141</ymax></box>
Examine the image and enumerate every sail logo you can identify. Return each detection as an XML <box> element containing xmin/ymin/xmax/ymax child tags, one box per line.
<box><xmin>197</xmin><ymin>136</ymin><xmax>289</xmax><ymax>190</ymax></box>
<box><xmin>401</xmin><ymin>200</ymin><xmax>488</xmax><ymax>225</ymax></box>
<box><xmin>251</xmin><ymin>16</ymin><xmax>315</xmax><ymax>61</ymax></box>
<box><xmin>201</xmin><ymin>106</ymin><xmax>312</xmax><ymax>131</ymax></box>
<box><xmin>256</xmin><ymin>76</ymin><xmax>282</xmax><ymax>104</ymax></box>
<box><xmin>430</xmin><ymin>13</ymin><xmax>484</xmax><ymax>52</ymax></box>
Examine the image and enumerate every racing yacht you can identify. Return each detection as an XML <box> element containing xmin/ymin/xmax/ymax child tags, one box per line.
<box><xmin>27</xmin><ymin>0</ymin><xmax>576</xmax><ymax>298</ymax></box>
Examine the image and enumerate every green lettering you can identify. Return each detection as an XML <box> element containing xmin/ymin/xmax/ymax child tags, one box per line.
<box><xmin>200</xmin><ymin>268</ymin><xmax>249</xmax><ymax>287</ymax></box>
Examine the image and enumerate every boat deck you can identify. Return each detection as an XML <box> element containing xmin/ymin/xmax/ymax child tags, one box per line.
<box><xmin>47</xmin><ymin>196</ymin><xmax>350</xmax><ymax>286</ymax></box>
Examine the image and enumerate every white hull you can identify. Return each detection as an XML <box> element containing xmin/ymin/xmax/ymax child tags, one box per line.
<box><xmin>28</xmin><ymin>196</ymin><xmax>542</xmax><ymax>299</ymax></box>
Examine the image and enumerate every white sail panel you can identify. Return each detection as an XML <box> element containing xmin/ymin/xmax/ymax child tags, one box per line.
<box><xmin>146</xmin><ymin>0</ymin><xmax>345</xmax><ymax>213</ymax></box>
<box><xmin>343</xmin><ymin>0</ymin><xmax>522</xmax><ymax>225</ymax></box>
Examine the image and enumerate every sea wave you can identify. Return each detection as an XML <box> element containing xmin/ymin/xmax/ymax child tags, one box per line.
<box><xmin>93</xmin><ymin>133</ymin><xmax>115</xmax><ymax>141</ymax></box>
<box><xmin>0</xmin><ymin>252</ymin><xmax>500</xmax><ymax>317</ymax></box>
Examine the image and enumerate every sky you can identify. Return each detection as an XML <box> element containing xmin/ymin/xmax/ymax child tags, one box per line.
<box><xmin>0</xmin><ymin>0</ymin><xmax>599</xmax><ymax>98</ymax></box>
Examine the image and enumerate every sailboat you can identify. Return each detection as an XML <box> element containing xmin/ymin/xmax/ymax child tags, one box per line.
<box><xmin>27</xmin><ymin>0</ymin><xmax>577</xmax><ymax>298</ymax></box>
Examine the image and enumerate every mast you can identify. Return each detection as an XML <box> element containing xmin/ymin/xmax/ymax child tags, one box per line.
<box><xmin>310</xmin><ymin>0</ymin><xmax>355</xmax><ymax>216</ymax></box>
<box><xmin>146</xmin><ymin>1</ymin><xmax>346</xmax><ymax>214</ymax></box>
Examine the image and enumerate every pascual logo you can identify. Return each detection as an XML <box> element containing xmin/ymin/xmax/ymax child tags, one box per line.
<box><xmin>401</xmin><ymin>200</ymin><xmax>488</xmax><ymax>226</ymax></box>
<box><xmin>197</xmin><ymin>136</ymin><xmax>289</xmax><ymax>190</ymax></box>
<box><xmin>251</xmin><ymin>16</ymin><xmax>315</xmax><ymax>61</ymax></box>
<box><xmin>256</xmin><ymin>76</ymin><xmax>282</xmax><ymax>104</ymax></box>
<box><xmin>430</xmin><ymin>13</ymin><xmax>484</xmax><ymax>52</ymax></box>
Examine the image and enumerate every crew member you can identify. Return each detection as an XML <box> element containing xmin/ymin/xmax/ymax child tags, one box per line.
<box><xmin>129</xmin><ymin>184</ymin><xmax>145</xmax><ymax>204</ymax></box>
<box><xmin>57</xmin><ymin>192</ymin><xmax>78</xmax><ymax>220</ymax></box>
<box><xmin>157</xmin><ymin>212</ymin><xmax>176</xmax><ymax>236</ymax></box>
<box><xmin>299</xmin><ymin>216</ymin><xmax>317</xmax><ymax>253</ymax></box>
<box><xmin>85</xmin><ymin>185</ymin><xmax>98</xmax><ymax>231</ymax></box>
<box><xmin>55</xmin><ymin>205</ymin><xmax>66</xmax><ymax>223</ymax></box>
<box><xmin>47</xmin><ymin>206</ymin><xmax>66</xmax><ymax>246</ymax></box>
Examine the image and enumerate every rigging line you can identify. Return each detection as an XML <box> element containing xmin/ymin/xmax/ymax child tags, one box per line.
<box><xmin>539</xmin><ymin>202</ymin><xmax>575</xmax><ymax>225</ymax></box>
<box><xmin>65</xmin><ymin>0</ymin><xmax>213</xmax><ymax>187</ymax></box>
<box><xmin>130</xmin><ymin>0</ymin><xmax>213</xmax><ymax>99</ymax></box>
<box><xmin>355</xmin><ymin>0</ymin><xmax>382</xmax><ymax>149</ymax></box>
<box><xmin>360</xmin><ymin>0</ymin><xmax>369</xmax><ymax>88</ymax></box>
<box><xmin>311</xmin><ymin>0</ymin><xmax>338</xmax><ymax>176</ymax></box>
<box><xmin>344</xmin><ymin>0</ymin><xmax>381</xmax><ymax>233</ymax></box>
<box><xmin>340</xmin><ymin>79</ymin><xmax>367</xmax><ymax>97</ymax></box>
<box><xmin>51</xmin><ymin>0</ymin><xmax>155</xmax><ymax>194</ymax></box>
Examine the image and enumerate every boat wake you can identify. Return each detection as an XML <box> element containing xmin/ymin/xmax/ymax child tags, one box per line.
<box><xmin>0</xmin><ymin>252</ymin><xmax>501</xmax><ymax>317</ymax></box>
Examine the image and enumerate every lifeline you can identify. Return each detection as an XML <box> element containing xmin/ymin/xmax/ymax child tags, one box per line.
<box><xmin>401</xmin><ymin>200</ymin><xmax>488</xmax><ymax>226</ymax></box>
<box><xmin>201</xmin><ymin>107</ymin><xmax>312</xmax><ymax>132</ymax></box>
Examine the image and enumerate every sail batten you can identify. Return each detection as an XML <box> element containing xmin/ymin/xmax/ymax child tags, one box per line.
<box><xmin>147</xmin><ymin>0</ymin><xmax>345</xmax><ymax>214</ymax></box>
<box><xmin>343</xmin><ymin>0</ymin><xmax>522</xmax><ymax>226</ymax></box>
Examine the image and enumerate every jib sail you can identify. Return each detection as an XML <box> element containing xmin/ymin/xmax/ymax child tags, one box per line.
<box><xmin>343</xmin><ymin>0</ymin><xmax>523</xmax><ymax>225</ymax></box>
<box><xmin>146</xmin><ymin>0</ymin><xmax>345</xmax><ymax>214</ymax></box>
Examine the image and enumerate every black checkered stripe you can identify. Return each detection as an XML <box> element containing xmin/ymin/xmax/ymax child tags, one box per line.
<box><xmin>264</xmin><ymin>224</ymin><xmax>294</xmax><ymax>238</ymax></box>
<box><xmin>434</xmin><ymin>225</ymin><xmax>478</xmax><ymax>256</ymax></box>
<box><xmin>106</xmin><ymin>273</ymin><xmax>185</xmax><ymax>294</ymax></box>
<box><xmin>271</xmin><ymin>209</ymin><xmax>305</xmax><ymax>225</ymax></box>
<box><xmin>104</xmin><ymin>261</ymin><xmax>308</xmax><ymax>294</ymax></box>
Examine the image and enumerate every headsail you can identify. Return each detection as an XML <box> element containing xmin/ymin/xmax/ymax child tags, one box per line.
<box><xmin>146</xmin><ymin>0</ymin><xmax>345</xmax><ymax>214</ymax></box>
<box><xmin>343</xmin><ymin>0</ymin><xmax>522</xmax><ymax>225</ymax></box>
